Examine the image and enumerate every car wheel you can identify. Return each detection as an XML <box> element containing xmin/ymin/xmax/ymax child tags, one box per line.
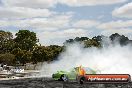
<box><xmin>60</xmin><ymin>74</ymin><xmax>68</xmax><ymax>82</ymax></box>
<box><xmin>79</xmin><ymin>77</ymin><xmax>85</xmax><ymax>84</ymax></box>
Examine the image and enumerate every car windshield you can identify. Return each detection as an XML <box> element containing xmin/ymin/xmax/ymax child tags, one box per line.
<box><xmin>68</xmin><ymin>68</ymin><xmax>75</xmax><ymax>72</ymax></box>
<box><xmin>83</xmin><ymin>67</ymin><xmax>96</xmax><ymax>74</ymax></box>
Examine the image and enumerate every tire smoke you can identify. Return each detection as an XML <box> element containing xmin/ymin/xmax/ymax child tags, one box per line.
<box><xmin>40</xmin><ymin>39</ymin><xmax>132</xmax><ymax>77</ymax></box>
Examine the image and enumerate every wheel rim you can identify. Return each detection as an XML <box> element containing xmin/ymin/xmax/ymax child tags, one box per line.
<box><xmin>62</xmin><ymin>75</ymin><xmax>68</xmax><ymax>81</ymax></box>
<box><xmin>80</xmin><ymin>78</ymin><xmax>84</xmax><ymax>84</ymax></box>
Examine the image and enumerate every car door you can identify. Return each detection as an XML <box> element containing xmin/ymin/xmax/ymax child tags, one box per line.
<box><xmin>68</xmin><ymin>69</ymin><xmax>77</xmax><ymax>80</ymax></box>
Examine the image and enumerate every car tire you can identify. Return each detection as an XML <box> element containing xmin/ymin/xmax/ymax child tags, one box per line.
<box><xmin>60</xmin><ymin>74</ymin><xmax>68</xmax><ymax>82</ymax></box>
<box><xmin>79</xmin><ymin>77</ymin><xmax>85</xmax><ymax>84</ymax></box>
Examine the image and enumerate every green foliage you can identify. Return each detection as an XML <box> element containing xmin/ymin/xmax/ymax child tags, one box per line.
<box><xmin>0</xmin><ymin>30</ymin><xmax>15</xmax><ymax>53</ymax></box>
<box><xmin>65</xmin><ymin>34</ymin><xmax>131</xmax><ymax>47</ymax></box>
<box><xmin>84</xmin><ymin>39</ymin><xmax>101</xmax><ymax>48</ymax></box>
<box><xmin>0</xmin><ymin>53</ymin><xmax>15</xmax><ymax>65</ymax></box>
<box><xmin>32</xmin><ymin>45</ymin><xmax>63</xmax><ymax>63</ymax></box>
<box><xmin>11</xmin><ymin>48</ymin><xmax>32</xmax><ymax>65</ymax></box>
<box><xmin>0</xmin><ymin>29</ymin><xmax>132</xmax><ymax>65</ymax></box>
<box><xmin>64</xmin><ymin>37</ymin><xmax>89</xmax><ymax>44</ymax></box>
<box><xmin>48</xmin><ymin>45</ymin><xmax>63</xmax><ymax>60</ymax></box>
<box><xmin>14</xmin><ymin>30</ymin><xmax>38</xmax><ymax>51</ymax></box>
<box><xmin>65</xmin><ymin>37</ymin><xmax>101</xmax><ymax>47</ymax></box>
<box><xmin>110</xmin><ymin>33</ymin><xmax>129</xmax><ymax>45</ymax></box>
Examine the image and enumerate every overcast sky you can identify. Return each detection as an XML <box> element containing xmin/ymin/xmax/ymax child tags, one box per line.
<box><xmin>1</xmin><ymin>0</ymin><xmax>132</xmax><ymax>45</ymax></box>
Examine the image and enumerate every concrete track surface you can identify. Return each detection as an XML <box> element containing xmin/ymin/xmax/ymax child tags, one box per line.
<box><xmin>0</xmin><ymin>77</ymin><xmax>132</xmax><ymax>88</ymax></box>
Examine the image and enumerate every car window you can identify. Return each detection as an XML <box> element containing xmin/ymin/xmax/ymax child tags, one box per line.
<box><xmin>69</xmin><ymin>68</ymin><xmax>76</xmax><ymax>72</ymax></box>
<box><xmin>83</xmin><ymin>67</ymin><xmax>95</xmax><ymax>74</ymax></box>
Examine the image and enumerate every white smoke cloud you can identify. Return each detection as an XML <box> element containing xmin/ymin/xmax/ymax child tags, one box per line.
<box><xmin>40</xmin><ymin>40</ymin><xmax>132</xmax><ymax>77</ymax></box>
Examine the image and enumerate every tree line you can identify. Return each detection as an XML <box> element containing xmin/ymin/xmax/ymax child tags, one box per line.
<box><xmin>0</xmin><ymin>30</ymin><xmax>132</xmax><ymax>66</ymax></box>
<box><xmin>0</xmin><ymin>30</ymin><xmax>63</xmax><ymax>65</ymax></box>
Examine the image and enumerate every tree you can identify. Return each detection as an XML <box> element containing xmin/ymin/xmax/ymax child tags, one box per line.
<box><xmin>84</xmin><ymin>39</ymin><xmax>100</xmax><ymax>48</ymax></box>
<box><xmin>0</xmin><ymin>30</ymin><xmax>13</xmax><ymax>41</ymax></box>
<box><xmin>11</xmin><ymin>48</ymin><xmax>32</xmax><ymax>65</ymax></box>
<box><xmin>14</xmin><ymin>30</ymin><xmax>38</xmax><ymax>51</ymax></box>
<box><xmin>92</xmin><ymin>35</ymin><xmax>105</xmax><ymax>42</ymax></box>
<box><xmin>75</xmin><ymin>37</ymin><xmax>89</xmax><ymax>42</ymax></box>
<box><xmin>64</xmin><ymin>37</ymin><xmax>89</xmax><ymax>45</ymax></box>
<box><xmin>110</xmin><ymin>33</ymin><xmax>129</xmax><ymax>45</ymax></box>
<box><xmin>0</xmin><ymin>53</ymin><xmax>15</xmax><ymax>65</ymax></box>
<box><xmin>48</xmin><ymin>45</ymin><xmax>63</xmax><ymax>60</ymax></box>
<box><xmin>64</xmin><ymin>39</ymin><xmax>74</xmax><ymax>44</ymax></box>
<box><xmin>32</xmin><ymin>46</ymin><xmax>49</xmax><ymax>63</ymax></box>
<box><xmin>110</xmin><ymin>33</ymin><xmax>121</xmax><ymax>41</ymax></box>
<box><xmin>0</xmin><ymin>30</ymin><xmax>15</xmax><ymax>53</ymax></box>
<box><xmin>32</xmin><ymin>45</ymin><xmax>63</xmax><ymax>63</ymax></box>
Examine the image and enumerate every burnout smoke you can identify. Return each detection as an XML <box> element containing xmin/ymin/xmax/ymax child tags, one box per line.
<box><xmin>40</xmin><ymin>40</ymin><xmax>132</xmax><ymax>77</ymax></box>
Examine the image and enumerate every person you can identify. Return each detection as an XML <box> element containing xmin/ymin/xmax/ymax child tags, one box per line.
<box><xmin>1</xmin><ymin>63</ymin><xmax>3</xmax><ymax>68</ymax></box>
<box><xmin>6</xmin><ymin>66</ymin><xmax>10</xmax><ymax>73</ymax></box>
<box><xmin>0</xmin><ymin>67</ymin><xmax>3</xmax><ymax>71</ymax></box>
<box><xmin>3</xmin><ymin>64</ymin><xmax>7</xmax><ymax>70</ymax></box>
<box><xmin>79</xmin><ymin>66</ymin><xmax>86</xmax><ymax>75</ymax></box>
